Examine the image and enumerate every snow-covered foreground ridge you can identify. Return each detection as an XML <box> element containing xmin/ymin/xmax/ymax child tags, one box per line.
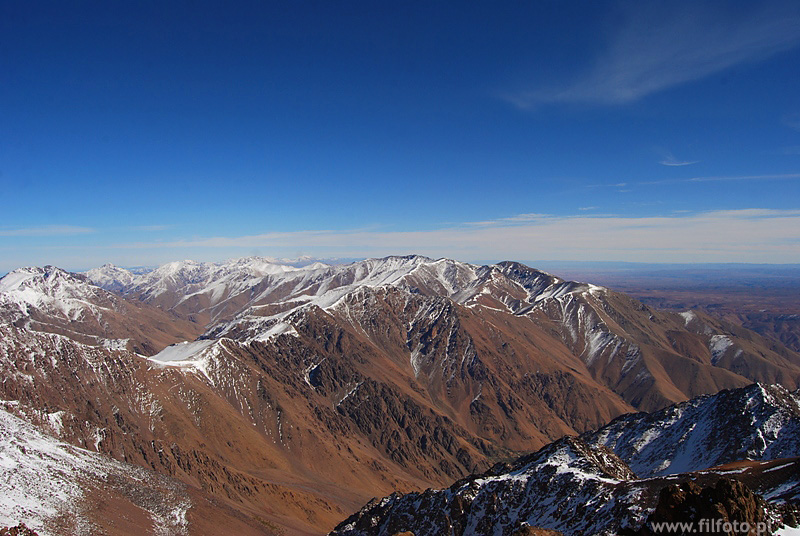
<box><xmin>584</xmin><ymin>383</ymin><xmax>800</xmax><ymax>478</ymax></box>
<box><xmin>0</xmin><ymin>403</ymin><xmax>190</xmax><ymax>536</ymax></box>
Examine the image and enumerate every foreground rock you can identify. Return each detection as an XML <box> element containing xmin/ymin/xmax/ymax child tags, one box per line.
<box><xmin>330</xmin><ymin>438</ymin><xmax>800</xmax><ymax>536</ymax></box>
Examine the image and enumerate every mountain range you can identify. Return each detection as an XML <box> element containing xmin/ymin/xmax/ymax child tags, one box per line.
<box><xmin>1</xmin><ymin>255</ymin><xmax>799</xmax><ymax>534</ymax></box>
<box><xmin>333</xmin><ymin>383</ymin><xmax>800</xmax><ymax>535</ymax></box>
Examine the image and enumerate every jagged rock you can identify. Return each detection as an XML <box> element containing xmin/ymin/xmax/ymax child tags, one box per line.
<box><xmin>0</xmin><ymin>525</ymin><xmax>39</xmax><ymax>536</ymax></box>
<box><xmin>626</xmin><ymin>478</ymin><xmax>770</xmax><ymax>536</ymax></box>
<box><xmin>584</xmin><ymin>383</ymin><xmax>800</xmax><ymax>478</ymax></box>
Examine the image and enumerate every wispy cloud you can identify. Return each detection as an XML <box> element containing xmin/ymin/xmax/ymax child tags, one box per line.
<box><xmin>506</xmin><ymin>2</ymin><xmax>800</xmax><ymax>107</ymax></box>
<box><xmin>659</xmin><ymin>153</ymin><xmax>698</xmax><ymax>167</ymax></box>
<box><xmin>587</xmin><ymin>182</ymin><xmax>627</xmax><ymax>189</ymax></box>
<box><xmin>110</xmin><ymin>209</ymin><xmax>800</xmax><ymax>264</ymax></box>
<box><xmin>0</xmin><ymin>225</ymin><xmax>94</xmax><ymax>237</ymax></box>
<box><xmin>643</xmin><ymin>173</ymin><xmax>800</xmax><ymax>185</ymax></box>
<box><xmin>588</xmin><ymin>173</ymin><xmax>800</xmax><ymax>190</ymax></box>
<box><xmin>466</xmin><ymin>213</ymin><xmax>552</xmax><ymax>226</ymax></box>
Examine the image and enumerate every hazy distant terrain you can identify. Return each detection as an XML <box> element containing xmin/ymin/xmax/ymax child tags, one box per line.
<box><xmin>530</xmin><ymin>262</ymin><xmax>800</xmax><ymax>353</ymax></box>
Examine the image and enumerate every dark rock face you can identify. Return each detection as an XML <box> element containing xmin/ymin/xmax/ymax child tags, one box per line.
<box><xmin>0</xmin><ymin>525</ymin><xmax>39</xmax><ymax>536</ymax></box>
<box><xmin>330</xmin><ymin>436</ymin><xmax>800</xmax><ymax>536</ymax></box>
<box><xmin>330</xmin><ymin>437</ymin><xmax>647</xmax><ymax>536</ymax></box>
<box><xmin>626</xmin><ymin>479</ymin><xmax>770</xmax><ymax>536</ymax></box>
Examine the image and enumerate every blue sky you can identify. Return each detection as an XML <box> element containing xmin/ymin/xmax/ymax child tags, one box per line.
<box><xmin>2</xmin><ymin>0</ymin><xmax>800</xmax><ymax>271</ymax></box>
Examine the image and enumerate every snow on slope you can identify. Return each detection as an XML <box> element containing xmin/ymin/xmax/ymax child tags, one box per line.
<box><xmin>0</xmin><ymin>266</ymin><xmax>114</xmax><ymax>323</ymax></box>
<box><xmin>331</xmin><ymin>386</ymin><xmax>800</xmax><ymax>536</ymax></box>
<box><xmin>84</xmin><ymin>263</ymin><xmax>138</xmax><ymax>293</ymax></box>
<box><xmin>331</xmin><ymin>437</ymin><xmax>649</xmax><ymax>536</ymax></box>
<box><xmin>0</xmin><ymin>403</ymin><xmax>190</xmax><ymax>536</ymax></box>
<box><xmin>90</xmin><ymin>257</ymin><xmax>310</xmax><ymax>299</ymax></box>
<box><xmin>88</xmin><ymin>255</ymin><xmax>604</xmax><ymax>345</ymax></box>
<box><xmin>147</xmin><ymin>339</ymin><xmax>224</xmax><ymax>385</ymax></box>
<box><xmin>584</xmin><ymin>383</ymin><xmax>800</xmax><ymax>478</ymax></box>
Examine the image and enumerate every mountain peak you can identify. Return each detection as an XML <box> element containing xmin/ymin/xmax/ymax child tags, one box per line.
<box><xmin>0</xmin><ymin>265</ymin><xmax>94</xmax><ymax>303</ymax></box>
<box><xmin>584</xmin><ymin>382</ymin><xmax>800</xmax><ymax>478</ymax></box>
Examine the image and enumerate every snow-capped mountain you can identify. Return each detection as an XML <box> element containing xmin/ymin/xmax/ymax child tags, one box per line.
<box><xmin>583</xmin><ymin>383</ymin><xmax>800</xmax><ymax>477</ymax></box>
<box><xmin>87</xmin><ymin>256</ymin><xmax>565</xmax><ymax>327</ymax></box>
<box><xmin>88</xmin><ymin>255</ymin><xmax>800</xmax><ymax>413</ymax></box>
<box><xmin>0</xmin><ymin>265</ymin><xmax>201</xmax><ymax>355</ymax></box>
<box><xmin>2</xmin><ymin>255</ymin><xmax>800</xmax><ymax>534</ymax></box>
<box><xmin>0</xmin><ymin>265</ymin><xmax>120</xmax><ymax>323</ymax></box>
<box><xmin>83</xmin><ymin>263</ymin><xmax>139</xmax><ymax>293</ymax></box>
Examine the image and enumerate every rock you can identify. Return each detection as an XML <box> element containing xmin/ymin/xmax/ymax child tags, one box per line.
<box><xmin>0</xmin><ymin>524</ymin><xmax>40</xmax><ymax>536</ymax></box>
<box><xmin>629</xmin><ymin>478</ymin><xmax>770</xmax><ymax>535</ymax></box>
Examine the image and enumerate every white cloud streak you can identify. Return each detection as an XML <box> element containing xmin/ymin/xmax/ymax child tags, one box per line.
<box><xmin>112</xmin><ymin>209</ymin><xmax>800</xmax><ymax>264</ymax></box>
<box><xmin>642</xmin><ymin>173</ymin><xmax>800</xmax><ymax>185</ymax></box>
<box><xmin>587</xmin><ymin>173</ymin><xmax>800</xmax><ymax>190</ymax></box>
<box><xmin>659</xmin><ymin>155</ymin><xmax>698</xmax><ymax>167</ymax></box>
<box><xmin>508</xmin><ymin>2</ymin><xmax>800</xmax><ymax>107</ymax></box>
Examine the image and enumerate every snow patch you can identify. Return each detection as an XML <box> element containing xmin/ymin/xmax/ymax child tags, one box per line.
<box><xmin>253</xmin><ymin>322</ymin><xmax>298</xmax><ymax>342</ymax></box>
<box><xmin>0</xmin><ymin>407</ymin><xmax>191</xmax><ymax>535</ymax></box>
<box><xmin>149</xmin><ymin>340</ymin><xmax>216</xmax><ymax>363</ymax></box>
<box><xmin>709</xmin><ymin>335</ymin><xmax>734</xmax><ymax>365</ymax></box>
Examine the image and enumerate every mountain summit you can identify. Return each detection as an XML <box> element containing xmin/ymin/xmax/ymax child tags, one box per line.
<box><xmin>1</xmin><ymin>255</ymin><xmax>799</xmax><ymax>533</ymax></box>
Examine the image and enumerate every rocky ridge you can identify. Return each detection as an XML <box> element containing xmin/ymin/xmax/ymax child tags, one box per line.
<box><xmin>1</xmin><ymin>256</ymin><xmax>800</xmax><ymax>533</ymax></box>
<box><xmin>330</xmin><ymin>385</ymin><xmax>800</xmax><ymax>536</ymax></box>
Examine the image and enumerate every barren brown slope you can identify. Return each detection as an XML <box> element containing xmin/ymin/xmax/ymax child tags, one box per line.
<box><xmin>0</xmin><ymin>266</ymin><xmax>203</xmax><ymax>355</ymax></box>
<box><xmin>0</xmin><ymin>289</ymin><xmax>635</xmax><ymax>533</ymax></box>
<box><xmin>502</xmin><ymin>268</ymin><xmax>800</xmax><ymax>410</ymax></box>
<box><xmin>4</xmin><ymin>257</ymin><xmax>800</xmax><ymax>534</ymax></box>
<box><xmin>0</xmin><ymin>324</ymin><xmax>403</xmax><ymax>533</ymax></box>
<box><xmin>114</xmin><ymin>256</ymin><xmax>800</xmax><ymax>412</ymax></box>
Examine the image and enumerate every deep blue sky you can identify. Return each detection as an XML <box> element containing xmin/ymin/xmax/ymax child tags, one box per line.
<box><xmin>2</xmin><ymin>1</ymin><xmax>800</xmax><ymax>271</ymax></box>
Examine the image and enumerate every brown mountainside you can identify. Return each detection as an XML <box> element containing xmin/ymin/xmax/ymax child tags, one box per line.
<box><xmin>1</xmin><ymin>256</ymin><xmax>799</xmax><ymax>533</ymax></box>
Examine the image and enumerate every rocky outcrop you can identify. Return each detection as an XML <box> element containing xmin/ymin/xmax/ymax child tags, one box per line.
<box><xmin>627</xmin><ymin>479</ymin><xmax>771</xmax><ymax>536</ymax></box>
<box><xmin>0</xmin><ymin>525</ymin><xmax>39</xmax><ymax>536</ymax></box>
<box><xmin>330</xmin><ymin>447</ymin><xmax>800</xmax><ymax>536</ymax></box>
<box><xmin>330</xmin><ymin>437</ymin><xmax>645</xmax><ymax>536</ymax></box>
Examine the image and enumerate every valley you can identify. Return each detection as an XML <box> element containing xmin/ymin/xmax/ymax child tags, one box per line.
<box><xmin>0</xmin><ymin>256</ymin><xmax>798</xmax><ymax>534</ymax></box>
